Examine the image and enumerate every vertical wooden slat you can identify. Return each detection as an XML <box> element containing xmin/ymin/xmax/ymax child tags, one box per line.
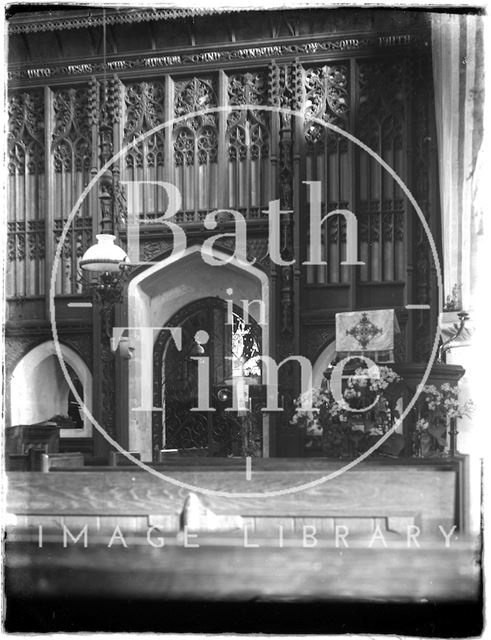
<box><xmin>141</xmin><ymin>130</ymin><xmax>148</xmax><ymax>220</ymax></box>
<box><xmin>348</xmin><ymin>57</ymin><xmax>358</xmax><ymax>305</ymax></box>
<box><xmin>8</xmin><ymin>164</ymin><xmax>16</xmax><ymax>297</ymax></box>
<box><xmin>304</xmin><ymin>144</ymin><xmax>314</xmax><ymax>284</ymax></box>
<box><xmin>395</xmin><ymin>143</ymin><xmax>404</xmax><ymax>281</ymax></box>
<box><xmin>71</xmin><ymin>143</ymin><xmax>77</xmax><ymax>294</ymax></box>
<box><xmin>292</xmin><ymin>58</ymin><xmax>302</xmax><ymax>404</ymax></box>
<box><xmin>163</xmin><ymin>73</ymin><xmax>174</xmax><ymax>208</ymax></box>
<box><xmin>27</xmin><ymin>171</ymin><xmax>34</xmax><ymax>295</ymax></box>
<box><xmin>321</xmin><ymin>132</ymin><xmax>328</xmax><ymax>284</ymax></box>
<box><xmin>39</xmin><ymin>169</ymin><xmax>45</xmax><ymax>295</ymax></box>
<box><xmin>16</xmin><ymin>171</ymin><xmax>24</xmax><ymax>295</ymax></box>
<box><xmin>267</xmin><ymin>60</ymin><xmax>280</xmax><ymax>456</ymax></box>
<box><xmin>218</xmin><ymin>70</ymin><xmax>228</xmax><ymax>210</ymax></box>
<box><xmin>386</xmin><ymin>139</ymin><xmax>395</xmax><ymax>281</ymax></box>
<box><xmin>63</xmin><ymin>168</ymin><xmax>70</xmax><ymax>294</ymax></box>
<box><xmin>245</xmin><ymin>120</ymin><xmax>251</xmax><ymax>216</ymax></box>
<box><xmin>22</xmin><ymin>159</ymin><xmax>28</xmax><ymax>296</ymax></box>
<box><xmin>193</xmin><ymin>83</ymin><xmax>200</xmax><ymax>219</ymax></box>
<box><xmin>113</xmin><ymin>77</ymin><xmax>123</xmax><ymax>229</ymax></box>
<box><xmin>44</xmin><ymin>86</ymin><xmax>54</xmax><ymax>319</ymax></box>
<box><xmin>371</xmin><ymin>125</ymin><xmax>382</xmax><ymax>282</ymax></box>
<box><xmin>405</xmin><ymin>59</ymin><xmax>415</xmax><ymax>360</ymax></box>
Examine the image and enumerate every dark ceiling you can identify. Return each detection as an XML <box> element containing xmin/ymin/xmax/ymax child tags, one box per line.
<box><xmin>7</xmin><ymin>7</ymin><xmax>430</xmax><ymax>68</ymax></box>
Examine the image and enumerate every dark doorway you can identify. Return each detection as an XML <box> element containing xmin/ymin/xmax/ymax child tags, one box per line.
<box><xmin>152</xmin><ymin>297</ymin><xmax>262</xmax><ymax>460</ymax></box>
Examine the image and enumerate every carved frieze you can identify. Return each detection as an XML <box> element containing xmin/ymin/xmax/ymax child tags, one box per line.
<box><xmin>8</xmin><ymin>8</ymin><xmax>217</xmax><ymax>34</ymax></box>
<box><xmin>8</xmin><ymin>34</ymin><xmax>422</xmax><ymax>83</ymax></box>
<box><xmin>142</xmin><ymin>240</ymin><xmax>172</xmax><ymax>262</ymax></box>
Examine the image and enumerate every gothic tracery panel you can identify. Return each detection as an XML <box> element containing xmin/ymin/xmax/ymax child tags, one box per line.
<box><xmin>357</xmin><ymin>59</ymin><xmax>407</xmax><ymax>283</ymax></box>
<box><xmin>302</xmin><ymin>64</ymin><xmax>350</xmax><ymax>285</ymax></box>
<box><xmin>227</xmin><ymin>71</ymin><xmax>270</xmax><ymax>217</ymax></box>
<box><xmin>52</xmin><ymin>86</ymin><xmax>93</xmax><ymax>294</ymax></box>
<box><xmin>173</xmin><ymin>76</ymin><xmax>218</xmax><ymax>220</ymax></box>
<box><xmin>7</xmin><ymin>90</ymin><xmax>45</xmax><ymax>297</ymax></box>
<box><xmin>123</xmin><ymin>80</ymin><xmax>166</xmax><ymax>220</ymax></box>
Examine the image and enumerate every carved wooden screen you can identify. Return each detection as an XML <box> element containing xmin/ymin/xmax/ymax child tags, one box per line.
<box><xmin>123</xmin><ymin>81</ymin><xmax>166</xmax><ymax>220</ymax></box>
<box><xmin>303</xmin><ymin>64</ymin><xmax>350</xmax><ymax>285</ymax></box>
<box><xmin>7</xmin><ymin>90</ymin><xmax>45</xmax><ymax>297</ymax></box>
<box><xmin>227</xmin><ymin>71</ymin><xmax>270</xmax><ymax>217</ymax></box>
<box><xmin>7</xmin><ymin>58</ymin><xmax>410</xmax><ymax>304</ymax></box>
<box><xmin>120</xmin><ymin>72</ymin><xmax>271</xmax><ymax>224</ymax></box>
<box><xmin>52</xmin><ymin>86</ymin><xmax>93</xmax><ymax>294</ymax></box>
<box><xmin>357</xmin><ymin>60</ymin><xmax>406</xmax><ymax>283</ymax></box>
<box><xmin>302</xmin><ymin>58</ymin><xmax>408</xmax><ymax>286</ymax></box>
<box><xmin>173</xmin><ymin>77</ymin><xmax>218</xmax><ymax>219</ymax></box>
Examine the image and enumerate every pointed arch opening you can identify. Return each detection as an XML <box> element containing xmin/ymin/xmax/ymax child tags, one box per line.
<box><xmin>124</xmin><ymin>245</ymin><xmax>270</xmax><ymax>461</ymax></box>
<box><xmin>9</xmin><ymin>341</ymin><xmax>92</xmax><ymax>437</ymax></box>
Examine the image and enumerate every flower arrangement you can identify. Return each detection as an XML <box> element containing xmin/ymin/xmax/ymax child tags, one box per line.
<box><xmin>292</xmin><ymin>362</ymin><xmax>404</xmax><ymax>458</ymax></box>
<box><xmin>414</xmin><ymin>383</ymin><xmax>473</xmax><ymax>457</ymax></box>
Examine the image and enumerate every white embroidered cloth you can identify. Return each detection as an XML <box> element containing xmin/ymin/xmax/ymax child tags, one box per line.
<box><xmin>335</xmin><ymin>309</ymin><xmax>399</xmax><ymax>360</ymax></box>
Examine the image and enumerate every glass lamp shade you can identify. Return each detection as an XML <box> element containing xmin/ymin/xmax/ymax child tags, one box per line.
<box><xmin>80</xmin><ymin>234</ymin><xmax>130</xmax><ymax>273</ymax></box>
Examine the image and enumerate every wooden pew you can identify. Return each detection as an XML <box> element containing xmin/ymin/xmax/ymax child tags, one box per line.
<box><xmin>6</xmin><ymin>457</ymin><xmax>469</xmax><ymax>536</ymax></box>
<box><xmin>5</xmin><ymin>423</ymin><xmax>60</xmax><ymax>455</ymax></box>
<box><xmin>4</xmin><ymin>456</ymin><xmax>480</xmax><ymax>634</ymax></box>
<box><xmin>5</xmin><ymin>424</ymin><xmax>60</xmax><ymax>471</ymax></box>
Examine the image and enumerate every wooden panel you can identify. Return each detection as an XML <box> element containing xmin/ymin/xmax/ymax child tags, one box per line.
<box><xmin>6</xmin><ymin>425</ymin><xmax>59</xmax><ymax>455</ymax></box>
<box><xmin>303</xmin><ymin>286</ymin><xmax>350</xmax><ymax>311</ymax></box>
<box><xmin>357</xmin><ymin>282</ymin><xmax>405</xmax><ymax>309</ymax></box>
<box><xmin>59</xmin><ymin>437</ymin><xmax>92</xmax><ymax>457</ymax></box>
<box><xmin>54</xmin><ymin>299</ymin><xmax>92</xmax><ymax>323</ymax></box>
<box><xmin>7</xmin><ymin>299</ymin><xmax>45</xmax><ymax>321</ymax></box>
<box><xmin>7</xmin><ymin>461</ymin><xmax>460</xmax><ymax>533</ymax></box>
<box><xmin>9</xmin><ymin>514</ymin><xmax>410</xmax><ymax>536</ymax></box>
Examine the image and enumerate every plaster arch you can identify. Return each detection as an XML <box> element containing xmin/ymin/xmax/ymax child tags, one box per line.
<box><xmin>10</xmin><ymin>341</ymin><xmax>93</xmax><ymax>436</ymax></box>
<box><xmin>125</xmin><ymin>245</ymin><xmax>270</xmax><ymax>460</ymax></box>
